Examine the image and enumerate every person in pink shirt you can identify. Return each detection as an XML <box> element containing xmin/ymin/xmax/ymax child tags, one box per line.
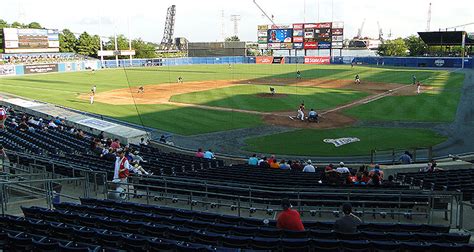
<box><xmin>110</xmin><ymin>138</ymin><xmax>121</xmax><ymax>150</ymax></box>
<box><xmin>195</xmin><ymin>148</ymin><xmax>204</xmax><ymax>158</ymax></box>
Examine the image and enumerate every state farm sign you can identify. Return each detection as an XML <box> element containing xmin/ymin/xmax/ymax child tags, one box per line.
<box><xmin>304</xmin><ymin>56</ymin><xmax>331</xmax><ymax>65</ymax></box>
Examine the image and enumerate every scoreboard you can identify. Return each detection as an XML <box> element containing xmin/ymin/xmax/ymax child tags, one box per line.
<box><xmin>2</xmin><ymin>28</ymin><xmax>60</xmax><ymax>53</ymax></box>
<box><xmin>257</xmin><ymin>22</ymin><xmax>344</xmax><ymax>50</ymax></box>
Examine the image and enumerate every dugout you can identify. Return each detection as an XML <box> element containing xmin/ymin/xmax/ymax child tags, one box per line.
<box><xmin>418</xmin><ymin>31</ymin><xmax>474</xmax><ymax>57</ymax></box>
<box><xmin>187</xmin><ymin>42</ymin><xmax>246</xmax><ymax>57</ymax></box>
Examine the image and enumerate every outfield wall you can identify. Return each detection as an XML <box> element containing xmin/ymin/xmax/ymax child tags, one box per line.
<box><xmin>0</xmin><ymin>60</ymin><xmax>101</xmax><ymax>77</ymax></box>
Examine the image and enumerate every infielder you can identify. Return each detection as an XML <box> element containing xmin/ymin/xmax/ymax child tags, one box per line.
<box><xmin>138</xmin><ymin>86</ymin><xmax>144</xmax><ymax>93</ymax></box>
<box><xmin>354</xmin><ymin>74</ymin><xmax>361</xmax><ymax>84</ymax></box>
<box><xmin>416</xmin><ymin>81</ymin><xmax>422</xmax><ymax>94</ymax></box>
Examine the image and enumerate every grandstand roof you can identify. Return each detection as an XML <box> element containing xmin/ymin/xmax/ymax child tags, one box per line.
<box><xmin>418</xmin><ymin>31</ymin><xmax>474</xmax><ymax>46</ymax></box>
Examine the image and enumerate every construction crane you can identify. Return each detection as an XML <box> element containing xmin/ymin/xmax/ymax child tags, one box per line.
<box><xmin>252</xmin><ymin>0</ymin><xmax>275</xmax><ymax>25</ymax></box>
<box><xmin>160</xmin><ymin>5</ymin><xmax>177</xmax><ymax>51</ymax></box>
<box><xmin>426</xmin><ymin>2</ymin><xmax>432</xmax><ymax>32</ymax></box>
<box><xmin>377</xmin><ymin>21</ymin><xmax>384</xmax><ymax>42</ymax></box>
<box><xmin>445</xmin><ymin>22</ymin><xmax>474</xmax><ymax>31</ymax></box>
<box><xmin>356</xmin><ymin>19</ymin><xmax>366</xmax><ymax>39</ymax></box>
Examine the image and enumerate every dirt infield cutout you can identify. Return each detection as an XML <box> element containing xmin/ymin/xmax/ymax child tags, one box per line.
<box><xmin>79</xmin><ymin>78</ymin><xmax>426</xmax><ymax>129</ymax></box>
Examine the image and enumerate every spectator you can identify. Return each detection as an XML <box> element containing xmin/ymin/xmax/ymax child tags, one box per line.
<box><xmin>0</xmin><ymin>106</ymin><xmax>7</xmax><ymax>130</ymax></box>
<box><xmin>270</xmin><ymin>159</ymin><xmax>280</xmax><ymax>169</ymax></box>
<box><xmin>369</xmin><ymin>164</ymin><xmax>384</xmax><ymax>180</ymax></box>
<box><xmin>97</xmin><ymin>131</ymin><xmax>105</xmax><ymax>140</ymax></box>
<box><xmin>325</xmin><ymin>163</ymin><xmax>334</xmax><ymax>171</ymax></box>
<box><xmin>18</xmin><ymin>120</ymin><xmax>29</xmax><ymax>132</ymax></box>
<box><xmin>102</xmin><ymin>148</ymin><xmax>116</xmax><ymax>161</ymax></box>
<box><xmin>259</xmin><ymin>157</ymin><xmax>270</xmax><ymax>168</ymax></box>
<box><xmin>334</xmin><ymin>203</ymin><xmax>362</xmax><ymax>234</ymax></box>
<box><xmin>110</xmin><ymin>139</ymin><xmax>121</xmax><ymax>150</ymax></box>
<box><xmin>399</xmin><ymin>151</ymin><xmax>413</xmax><ymax>164</ymax></box>
<box><xmin>195</xmin><ymin>148</ymin><xmax>204</xmax><ymax>158</ymax></box>
<box><xmin>336</xmin><ymin>162</ymin><xmax>350</xmax><ymax>173</ymax></box>
<box><xmin>353</xmin><ymin>173</ymin><xmax>366</xmax><ymax>185</ymax></box>
<box><xmin>383</xmin><ymin>175</ymin><xmax>396</xmax><ymax>186</ymax></box>
<box><xmin>139</xmin><ymin>137</ymin><xmax>148</xmax><ymax>146</ymax></box>
<box><xmin>279</xmin><ymin>160</ymin><xmax>290</xmax><ymax>170</ymax></box>
<box><xmin>113</xmin><ymin>150</ymin><xmax>131</xmax><ymax>182</ymax></box>
<box><xmin>203</xmin><ymin>149</ymin><xmax>215</xmax><ymax>159</ymax></box>
<box><xmin>302</xmin><ymin>160</ymin><xmax>315</xmax><ymax>172</ymax></box>
<box><xmin>368</xmin><ymin>173</ymin><xmax>381</xmax><ymax>186</ymax></box>
<box><xmin>159</xmin><ymin>135</ymin><xmax>167</xmax><ymax>143</ymax></box>
<box><xmin>276</xmin><ymin>198</ymin><xmax>305</xmax><ymax>231</ymax></box>
<box><xmin>130</xmin><ymin>161</ymin><xmax>152</xmax><ymax>176</ymax></box>
<box><xmin>248</xmin><ymin>154</ymin><xmax>258</xmax><ymax>166</ymax></box>
<box><xmin>257</xmin><ymin>155</ymin><xmax>266</xmax><ymax>166</ymax></box>
<box><xmin>48</xmin><ymin>120</ymin><xmax>58</xmax><ymax>129</ymax></box>
<box><xmin>290</xmin><ymin>160</ymin><xmax>302</xmax><ymax>171</ymax></box>
<box><xmin>267</xmin><ymin>155</ymin><xmax>276</xmax><ymax>165</ymax></box>
<box><xmin>0</xmin><ymin>144</ymin><xmax>9</xmax><ymax>172</ymax></box>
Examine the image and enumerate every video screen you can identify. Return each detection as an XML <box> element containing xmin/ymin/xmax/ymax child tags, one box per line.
<box><xmin>267</xmin><ymin>29</ymin><xmax>293</xmax><ymax>43</ymax></box>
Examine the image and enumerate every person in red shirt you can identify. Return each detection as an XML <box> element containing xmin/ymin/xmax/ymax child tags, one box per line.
<box><xmin>276</xmin><ymin>198</ymin><xmax>305</xmax><ymax>231</ymax></box>
<box><xmin>0</xmin><ymin>106</ymin><xmax>7</xmax><ymax>130</ymax></box>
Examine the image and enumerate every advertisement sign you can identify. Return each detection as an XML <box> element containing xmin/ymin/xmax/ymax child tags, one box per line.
<box><xmin>332</xmin><ymin>42</ymin><xmax>343</xmax><ymax>49</ymax></box>
<box><xmin>65</xmin><ymin>62</ymin><xmax>73</xmax><ymax>72</ymax></box>
<box><xmin>304</xmin><ymin>56</ymin><xmax>330</xmax><ymax>64</ymax></box>
<box><xmin>271</xmin><ymin>24</ymin><xmax>290</xmax><ymax>29</ymax></box>
<box><xmin>256</xmin><ymin>56</ymin><xmax>274</xmax><ymax>64</ymax></box>
<box><xmin>316</xmin><ymin>22</ymin><xmax>332</xmax><ymax>28</ymax></box>
<box><xmin>24</xmin><ymin>64</ymin><xmax>58</xmax><ymax>74</ymax></box>
<box><xmin>293</xmin><ymin>24</ymin><xmax>304</xmax><ymax>29</ymax></box>
<box><xmin>318</xmin><ymin>42</ymin><xmax>331</xmax><ymax>49</ymax></box>
<box><xmin>258</xmin><ymin>44</ymin><xmax>268</xmax><ymax>49</ymax></box>
<box><xmin>332</xmin><ymin>35</ymin><xmax>343</xmax><ymax>41</ymax></box>
<box><xmin>258</xmin><ymin>37</ymin><xmax>268</xmax><ymax>43</ymax></box>
<box><xmin>272</xmin><ymin>57</ymin><xmax>285</xmax><ymax>64</ymax></box>
<box><xmin>0</xmin><ymin>65</ymin><xmax>16</xmax><ymax>76</ymax></box>
<box><xmin>304</xmin><ymin>23</ymin><xmax>318</xmax><ymax>29</ymax></box>
<box><xmin>304</xmin><ymin>42</ymin><xmax>318</xmax><ymax>49</ymax></box>
<box><xmin>332</xmin><ymin>28</ymin><xmax>344</xmax><ymax>35</ymax></box>
<box><xmin>293</xmin><ymin>29</ymin><xmax>304</xmax><ymax>37</ymax></box>
<box><xmin>268</xmin><ymin>29</ymin><xmax>293</xmax><ymax>43</ymax></box>
<box><xmin>280</xmin><ymin>43</ymin><xmax>293</xmax><ymax>49</ymax></box>
<box><xmin>293</xmin><ymin>43</ymin><xmax>304</xmax><ymax>49</ymax></box>
<box><xmin>268</xmin><ymin>43</ymin><xmax>281</xmax><ymax>49</ymax></box>
<box><xmin>84</xmin><ymin>61</ymin><xmax>99</xmax><ymax>70</ymax></box>
<box><xmin>304</xmin><ymin>31</ymin><xmax>314</xmax><ymax>39</ymax></box>
<box><xmin>318</xmin><ymin>32</ymin><xmax>331</xmax><ymax>38</ymax></box>
<box><xmin>332</xmin><ymin>21</ymin><xmax>344</xmax><ymax>29</ymax></box>
<box><xmin>293</xmin><ymin>37</ymin><xmax>304</xmax><ymax>42</ymax></box>
<box><xmin>316</xmin><ymin>37</ymin><xmax>331</xmax><ymax>42</ymax></box>
<box><xmin>258</xmin><ymin>31</ymin><xmax>268</xmax><ymax>37</ymax></box>
<box><xmin>258</xmin><ymin>25</ymin><xmax>269</xmax><ymax>30</ymax></box>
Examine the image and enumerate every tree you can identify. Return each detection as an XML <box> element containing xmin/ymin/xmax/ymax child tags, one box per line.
<box><xmin>11</xmin><ymin>21</ymin><xmax>25</xmax><ymax>28</ymax></box>
<box><xmin>377</xmin><ymin>38</ymin><xmax>408</xmax><ymax>56</ymax></box>
<box><xmin>76</xmin><ymin>32</ymin><xmax>99</xmax><ymax>57</ymax></box>
<box><xmin>131</xmin><ymin>38</ymin><xmax>157</xmax><ymax>58</ymax></box>
<box><xmin>27</xmin><ymin>22</ymin><xmax>42</xmax><ymax>29</ymax></box>
<box><xmin>59</xmin><ymin>29</ymin><xmax>77</xmax><ymax>53</ymax></box>
<box><xmin>106</xmin><ymin>34</ymin><xmax>130</xmax><ymax>50</ymax></box>
<box><xmin>225</xmin><ymin>36</ymin><xmax>240</xmax><ymax>42</ymax></box>
<box><xmin>404</xmin><ymin>35</ymin><xmax>428</xmax><ymax>56</ymax></box>
<box><xmin>0</xmin><ymin>19</ymin><xmax>8</xmax><ymax>28</ymax></box>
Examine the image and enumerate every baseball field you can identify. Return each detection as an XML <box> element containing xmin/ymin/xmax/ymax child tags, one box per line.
<box><xmin>0</xmin><ymin>64</ymin><xmax>465</xmax><ymax>156</ymax></box>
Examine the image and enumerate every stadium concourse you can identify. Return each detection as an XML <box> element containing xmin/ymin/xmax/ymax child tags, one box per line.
<box><xmin>0</xmin><ymin>102</ymin><xmax>474</xmax><ymax>251</ymax></box>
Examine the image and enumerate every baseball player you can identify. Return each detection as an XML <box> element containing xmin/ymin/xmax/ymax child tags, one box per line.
<box><xmin>296</xmin><ymin>70</ymin><xmax>302</xmax><ymax>79</ymax></box>
<box><xmin>269</xmin><ymin>87</ymin><xmax>275</xmax><ymax>95</ymax></box>
<box><xmin>297</xmin><ymin>103</ymin><xmax>305</xmax><ymax>121</ymax></box>
<box><xmin>91</xmin><ymin>85</ymin><xmax>96</xmax><ymax>95</ymax></box>
<box><xmin>177</xmin><ymin>76</ymin><xmax>183</xmax><ymax>83</ymax></box>
<box><xmin>412</xmin><ymin>74</ymin><xmax>417</xmax><ymax>85</ymax></box>
<box><xmin>0</xmin><ymin>106</ymin><xmax>7</xmax><ymax>130</ymax></box>
<box><xmin>138</xmin><ymin>86</ymin><xmax>144</xmax><ymax>93</ymax></box>
<box><xmin>416</xmin><ymin>81</ymin><xmax>422</xmax><ymax>94</ymax></box>
<box><xmin>354</xmin><ymin>74</ymin><xmax>361</xmax><ymax>84</ymax></box>
<box><xmin>90</xmin><ymin>92</ymin><xmax>94</xmax><ymax>104</ymax></box>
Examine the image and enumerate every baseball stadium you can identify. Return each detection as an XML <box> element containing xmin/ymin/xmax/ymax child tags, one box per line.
<box><xmin>1</xmin><ymin>1</ymin><xmax>474</xmax><ymax>251</ymax></box>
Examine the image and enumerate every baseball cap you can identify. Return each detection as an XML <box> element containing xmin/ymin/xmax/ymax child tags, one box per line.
<box><xmin>307</xmin><ymin>159</ymin><xmax>312</xmax><ymax>164</ymax></box>
<box><xmin>339</xmin><ymin>162</ymin><xmax>345</xmax><ymax>166</ymax></box>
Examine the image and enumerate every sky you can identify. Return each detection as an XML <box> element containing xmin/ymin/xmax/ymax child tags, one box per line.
<box><xmin>1</xmin><ymin>0</ymin><xmax>473</xmax><ymax>43</ymax></box>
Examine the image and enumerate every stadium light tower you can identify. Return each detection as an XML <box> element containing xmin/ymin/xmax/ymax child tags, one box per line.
<box><xmin>426</xmin><ymin>2</ymin><xmax>432</xmax><ymax>32</ymax></box>
<box><xmin>230</xmin><ymin>15</ymin><xmax>241</xmax><ymax>37</ymax></box>
<box><xmin>160</xmin><ymin>5</ymin><xmax>177</xmax><ymax>50</ymax></box>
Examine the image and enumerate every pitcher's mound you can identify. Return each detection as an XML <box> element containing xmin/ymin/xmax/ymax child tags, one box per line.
<box><xmin>256</xmin><ymin>93</ymin><xmax>288</xmax><ymax>98</ymax></box>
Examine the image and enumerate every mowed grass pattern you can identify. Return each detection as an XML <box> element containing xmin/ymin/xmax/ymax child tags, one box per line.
<box><xmin>244</xmin><ymin>127</ymin><xmax>448</xmax><ymax>156</ymax></box>
<box><xmin>170</xmin><ymin>85</ymin><xmax>368</xmax><ymax>112</ymax></box>
<box><xmin>344</xmin><ymin>72</ymin><xmax>464</xmax><ymax>122</ymax></box>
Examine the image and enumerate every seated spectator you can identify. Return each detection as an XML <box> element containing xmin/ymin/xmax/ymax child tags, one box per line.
<box><xmin>353</xmin><ymin>172</ymin><xmax>366</xmax><ymax>185</ymax></box>
<box><xmin>325</xmin><ymin>163</ymin><xmax>334</xmax><ymax>171</ymax></box>
<box><xmin>369</xmin><ymin>164</ymin><xmax>384</xmax><ymax>180</ymax></box>
<box><xmin>399</xmin><ymin>151</ymin><xmax>413</xmax><ymax>164</ymax></box>
<box><xmin>159</xmin><ymin>135</ymin><xmax>167</xmax><ymax>143</ymax></box>
<box><xmin>326</xmin><ymin>170</ymin><xmax>341</xmax><ymax>185</ymax></box>
<box><xmin>302</xmin><ymin>160</ymin><xmax>315</xmax><ymax>172</ymax></box>
<box><xmin>76</xmin><ymin>129</ymin><xmax>85</xmax><ymax>140</ymax></box>
<box><xmin>139</xmin><ymin>137</ymin><xmax>148</xmax><ymax>146</ymax></box>
<box><xmin>203</xmin><ymin>149</ymin><xmax>215</xmax><ymax>159</ymax></box>
<box><xmin>383</xmin><ymin>175</ymin><xmax>396</xmax><ymax>186</ymax></box>
<box><xmin>279</xmin><ymin>160</ymin><xmax>290</xmax><ymax>170</ymax></box>
<box><xmin>130</xmin><ymin>151</ymin><xmax>146</xmax><ymax>163</ymax></box>
<box><xmin>101</xmin><ymin>148</ymin><xmax>116</xmax><ymax>161</ymax></box>
<box><xmin>97</xmin><ymin>131</ymin><xmax>105</xmax><ymax>140</ymax></box>
<box><xmin>248</xmin><ymin>154</ymin><xmax>258</xmax><ymax>166</ymax></box>
<box><xmin>195</xmin><ymin>148</ymin><xmax>205</xmax><ymax>158</ymax></box>
<box><xmin>48</xmin><ymin>120</ymin><xmax>58</xmax><ymax>129</ymax></box>
<box><xmin>336</xmin><ymin>162</ymin><xmax>350</xmax><ymax>173</ymax></box>
<box><xmin>54</xmin><ymin>117</ymin><xmax>62</xmax><ymax>125</ymax></box>
<box><xmin>110</xmin><ymin>138</ymin><xmax>121</xmax><ymax>150</ymax></box>
<box><xmin>290</xmin><ymin>160</ymin><xmax>302</xmax><ymax>171</ymax></box>
<box><xmin>270</xmin><ymin>159</ymin><xmax>280</xmax><ymax>169</ymax></box>
<box><xmin>267</xmin><ymin>155</ymin><xmax>276</xmax><ymax>165</ymax></box>
<box><xmin>130</xmin><ymin>161</ymin><xmax>152</xmax><ymax>176</ymax></box>
<box><xmin>334</xmin><ymin>203</ymin><xmax>362</xmax><ymax>234</ymax></box>
<box><xmin>276</xmin><ymin>198</ymin><xmax>305</xmax><ymax>231</ymax></box>
<box><xmin>27</xmin><ymin>117</ymin><xmax>40</xmax><ymax>127</ymax></box>
<box><xmin>368</xmin><ymin>173</ymin><xmax>381</xmax><ymax>186</ymax></box>
<box><xmin>361</xmin><ymin>171</ymin><xmax>370</xmax><ymax>184</ymax></box>
<box><xmin>259</xmin><ymin>157</ymin><xmax>270</xmax><ymax>168</ymax></box>
<box><xmin>18</xmin><ymin>120</ymin><xmax>29</xmax><ymax>132</ymax></box>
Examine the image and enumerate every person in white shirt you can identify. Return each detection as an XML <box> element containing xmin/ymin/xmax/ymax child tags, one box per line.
<box><xmin>114</xmin><ymin>150</ymin><xmax>132</xmax><ymax>182</ymax></box>
<box><xmin>336</xmin><ymin>162</ymin><xmax>350</xmax><ymax>173</ymax></box>
<box><xmin>302</xmin><ymin>160</ymin><xmax>316</xmax><ymax>172</ymax></box>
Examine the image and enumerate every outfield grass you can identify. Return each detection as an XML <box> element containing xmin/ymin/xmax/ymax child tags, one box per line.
<box><xmin>244</xmin><ymin>127</ymin><xmax>447</xmax><ymax>156</ymax></box>
<box><xmin>170</xmin><ymin>85</ymin><xmax>368</xmax><ymax>112</ymax></box>
<box><xmin>344</xmin><ymin>72</ymin><xmax>464</xmax><ymax>122</ymax></box>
